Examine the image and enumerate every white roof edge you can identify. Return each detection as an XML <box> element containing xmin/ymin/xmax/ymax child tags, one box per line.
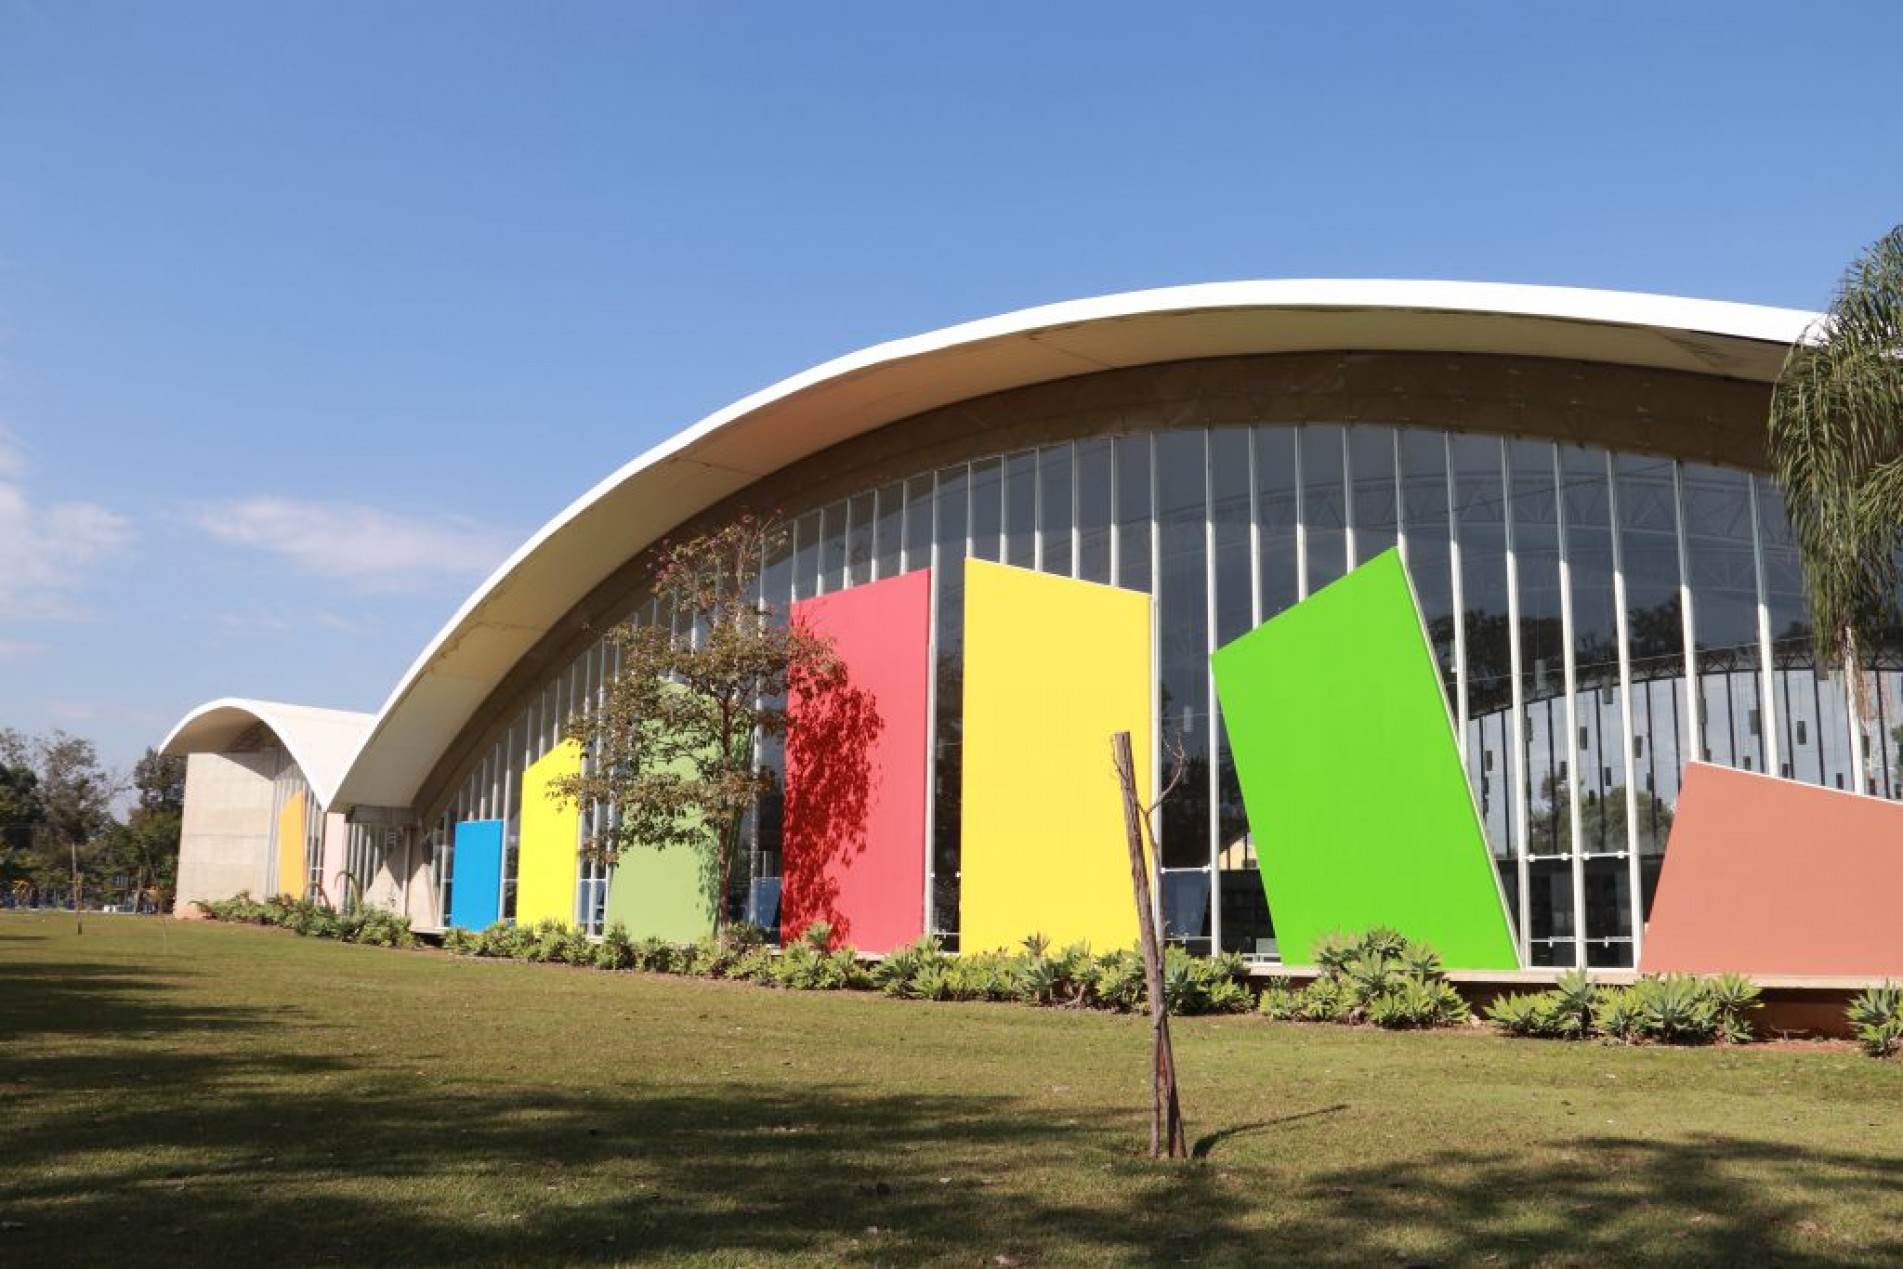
<box><xmin>163</xmin><ymin>697</ymin><xmax>376</xmax><ymax>809</ymax></box>
<box><xmin>335</xmin><ymin>279</ymin><xmax>1821</xmax><ymax>808</ymax></box>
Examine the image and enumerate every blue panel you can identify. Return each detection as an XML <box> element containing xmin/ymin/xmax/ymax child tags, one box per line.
<box><xmin>449</xmin><ymin>819</ymin><xmax>505</xmax><ymax>930</ymax></box>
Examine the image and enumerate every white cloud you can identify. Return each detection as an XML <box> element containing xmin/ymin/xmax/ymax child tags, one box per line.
<box><xmin>186</xmin><ymin>497</ymin><xmax>514</xmax><ymax>592</ymax></box>
<box><xmin>45</xmin><ymin>700</ymin><xmax>166</xmax><ymax>728</ymax></box>
<box><xmin>0</xmin><ymin>431</ymin><xmax>134</xmax><ymax>620</ymax></box>
<box><xmin>0</xmin><ymin>639</ymin><xmax>42</xmax><ymax>659</ymax></box>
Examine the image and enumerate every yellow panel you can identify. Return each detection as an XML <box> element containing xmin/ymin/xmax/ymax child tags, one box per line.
<box><xmin>516</xmin><ymin>739</ymin><xmax>584</xmax><ymax>927</ymax></box>
<box><xmin>275</xmin><ymin>796</ymin><xmax>307</xmax><ymax>900</ymax></box>
<box><xmin>961</xmin><ymin>559</ymin><xmax>1153</xmax><ymax>953</ymax></box>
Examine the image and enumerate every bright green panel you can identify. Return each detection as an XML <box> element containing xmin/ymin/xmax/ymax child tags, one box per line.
<box><xmin>1212</xmin><ymin>549</ymin><xmax>1519</xmax><ymax>970</ymax></box>
<box><xmin>604</xmin><ymin>842</ymin><xmax>717</xmax><ymax>943</ymax></box>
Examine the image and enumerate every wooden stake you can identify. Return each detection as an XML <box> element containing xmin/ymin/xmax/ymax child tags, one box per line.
<box><xmin>1112</xmin><ymin>730</ymin><xmax>1187</xmax><ymax>1160</ymax></box>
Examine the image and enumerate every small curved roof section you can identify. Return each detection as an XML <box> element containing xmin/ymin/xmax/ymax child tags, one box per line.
<box><xmin>333</xmin><ymin>279</ymin><xmax>1818</xmax><ymax>811</ymax></box>
<box><xmin>163</xmin><ymin>698</ymin><xmax>376</xmax><ymax>809</ymax></box>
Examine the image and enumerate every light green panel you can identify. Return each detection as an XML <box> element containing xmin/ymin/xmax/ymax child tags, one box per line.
<box><xmin>601</xmin><ymin>679</ymin><xmax>719</xmax><ymax>942</ymax></box>
<box><xmin>604</xmin><ymin>841</ymin><xmax>718</xmax><ymax>943</ymax></box>
<box><xmin>1211</xmin><ymin>549</ymin><xmax>1519</xmax><ymax>970</ymax></box>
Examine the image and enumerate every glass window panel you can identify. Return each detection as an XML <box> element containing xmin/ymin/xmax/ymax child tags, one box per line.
<box><xmin>1040</xmin><ymin>444</ymin><xmax>1074</xmax><ymax>577</ymax></box>
<box><xmin>1526</xmin><ymin>859</ymin><xmax>1575</xmax><ymax>967</ymax></box>
<box><xmin>931</xmin><ymin>466</ymin><xmax>969</xmax><ymax>944</ymax></box>
<box><xmin>903</xmin><ymin>473</ymin><xmax>934</xmax><ymax>573</ymax></box>
<box><xmin>1211</xmin><ymin>428</ymin><xmax>1252</xmax><ymax>646</ymax></box>
<box><xmin>872</xmin><ymin>482</ymin><xmax>903</xmax><ymax>581</ymax></box>
<box><xmin>1219</xmin><ymin>834</ymin><xmax>1274</xmax><ymax>957</ymax></box>
<box><xmin>1003</xmin><ymin>451</ymin><xmax>1036</xmax><ymax>569</ymax></box>
<box><xmin>1452</xmin><ymin>435</ymin><xmax>1516</xmax><ymax>888</ymax></box>
<box><xmin>1399</xmin><ymin>429</ymin><xmax>1457</xmax><ymax>702</ymax></box>
<box><xmin>763</xmin><ymin>513</ymin><xmax>792</xmax><ymax>608</ymax></box>
<box><xmin>1076</xmin><ymin>438</ymin><xmax>1112</xmax><ymax>584</ymax></box>
<box><xmin>1561</xmin><ymin>446</ymin><xmax>1630</xmax><ymax>853</ymax></box>
<box><xmin>1162</xmin><ymin>869</ymin><xmax>1212</xmax><ymax>956</ymax></box>
<box><xmin>1302</xmin><ymin>424</ymin><xmax>1347</xmax><ymax>593</ymax></box>
<box><xmin>792</xmin><ymin>510</ymin><xmax>822</xmax><ymax>600</ymax></box>
<box><xmin>1255</xmin><ymin>425</ymin><xmax>1299</xmax><ymax>623</ymax></box>
<box><xmin>845</xmin><ymin>491</ymin><xmax>875</xmax><ymax>588</ymax></box>
<box><xmin>1583</xmin><ymin>857</ymin><xmax>1632</xmax><ymax>967</ymax></box>
<box><xmin>970</xmin><ymin>457</ymin><xmax>1002</xmax><ymax>563</ymax></box>
<box><xmin>1757</xmin><ymin>482</ymin><xmax>1827</xmax><ymax>786</ymax></box>
<box><xmin>1511</xmin><ymin>440</ymin><xmax>1565</xmax><ymax>866</ymax></box>
<box><xmin>1348</xmin><ymin>424</ymin><xmax>1398</xmax><ymax>565</ymax></box>
<box><xmin>1211</xmin><ymin>428</ymin><xmax>1258</xmax><ymax>953</ymax></box>
<box><xmin>1682</xmin><ymin>463</ymin><xmax>1765</xmax><ymax>775</ymax></box>
<box><xmin>1114</xmin><ymin>434</ymin><xmax>1152</xmax><ymax>593</ymax></box>
<box><xmin>1156</xmin><ymin>429</ymin><xmax>1210</xmax><ymax>869</ymax></box>
<box><xmin>1613</xmin><ymin>453</ymin><xmax>1686</xmax><ymax>918</ymax></box>
<box><xmin>820</xmin><ymin>500</ymin><xmax>849</xmax><ymax>593</ymax></box>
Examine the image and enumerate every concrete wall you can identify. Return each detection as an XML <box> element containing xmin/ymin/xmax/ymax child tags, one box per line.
<box><xmin>359</xmin><ymin>830</ymin><xmax>441</xmax><ymax>929</ymax></box>
<box><xmin>174</xmin><ymin>750</ymin><xmax>278</xmax><ymax>914</ymax></box>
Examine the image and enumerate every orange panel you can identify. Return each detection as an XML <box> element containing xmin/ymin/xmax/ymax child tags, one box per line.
<box><xmin>1641</xmin><ymin>763</ymin><xmax>1903</xmax><ymax>977</ymax></box>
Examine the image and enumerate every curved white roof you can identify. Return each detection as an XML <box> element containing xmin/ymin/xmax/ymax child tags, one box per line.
<box><xmin>332</xmin><ymin>280</ymin><xmax>1818</xmax><ymax>810</ymax></box>
<box><xmin>162</xmin><ymin>698</ymin><xmax>375</xmax><ymax>809</ymax></box>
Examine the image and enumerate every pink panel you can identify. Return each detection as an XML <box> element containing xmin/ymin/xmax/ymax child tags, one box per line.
<box><xmin>782</xmin><ymin>568</ymin><xmax>932</xmax><ymax>953</ymax></box>
<box><xmin>1641</xmin><ymin>762</ymin><xmax>1903</xmax><ymax>977</ymax></box>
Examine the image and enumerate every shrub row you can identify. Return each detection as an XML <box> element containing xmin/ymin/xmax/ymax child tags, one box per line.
<box><xmin>1485</xmin><ymin>970</ymin><xmax>1763</xmax><ymax>1044</ymax></box>
<box><xmin>1255</xmin><ymin>928</ymin><xmax>1469</xmax><ymax>1029</ymax></box>
<box><xmin>196</xmin><ymin>891</ymin><xmax>418</xmax><ymax>948</ymax></box>
<box><xmin>445</xmin><ymin>919</ymin><xmax>1264</xmax><ymax>1015</ymax></box>
<box><xmin>202</xmin><ymin>899</ymin><xmax>1902</xmax><ymax>1057</ymax></box>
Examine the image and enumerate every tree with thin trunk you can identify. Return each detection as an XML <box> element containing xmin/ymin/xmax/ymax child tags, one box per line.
<box><xmin>553</xmin><ymin>517</ymin><xmax>840</xmax><ymax>936</ymax></box>
<box><xmin>1769</xmin><ymin>225</ymin><xmax>1903</xmax><ymax>766</ymax></box>
<box><xmin>1113</xmin><ymin>729</ymin><xmax>1191</xmax><ymax>1161</ymax></box>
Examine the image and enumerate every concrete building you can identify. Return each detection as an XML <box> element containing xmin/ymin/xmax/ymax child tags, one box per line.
<box><xmin>169</xmin><ymin>280</ymin><xmax>1898</xmax><ymax>972</ymax></box>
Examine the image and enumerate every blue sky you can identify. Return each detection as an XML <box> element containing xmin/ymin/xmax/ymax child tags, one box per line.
<box><xmin>2</xmin><ymin>1</ymin><xmax>1900</xmax><ymax>780</ymax></box>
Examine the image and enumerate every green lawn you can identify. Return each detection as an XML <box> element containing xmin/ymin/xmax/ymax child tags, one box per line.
<box><xmin>3</xmin><ymin>913</ymin><xmax>1901</xmax><ymax>1267</ymax></box>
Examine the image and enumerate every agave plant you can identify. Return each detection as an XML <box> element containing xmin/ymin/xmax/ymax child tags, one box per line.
<box><xmin>1592</xmin><ymin>985</ymin><xmax>1644</xmax><ymax>1042</ymax></box>
<box><xmin>1256</xmin><ymin>983</ymin><xmax>1301</xmax><ymax>1020</ymax></box>
<box><xmin>1706</xmin><ymin>972</ymin><xmax>1763</xmax><ymax>1044</ymax></box>
<box><xmin>1635</xmin><ymin>975</ymin><xmax>1719</xmax><ymax>1044</ymax></box>
<box><xmin>1848</xmin><ymin>983</ymin><xmax>1903</xmax><ymax>1058</ymax></box>
<box><xmin>1545</xmin><ymin>970</ymin><xmax>1598</xmax><ymax>1038</ymax></box>
<box><xmin>1311</xmin><ymin>931</ymin><xmax>1358</xmax><ymax>976</ymax></box>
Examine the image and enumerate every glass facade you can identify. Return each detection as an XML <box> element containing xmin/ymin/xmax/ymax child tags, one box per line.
<box><xmin>431</xmin><ymin>408</ymin><xmax>1897</xmax><ymax>967</ymax></box>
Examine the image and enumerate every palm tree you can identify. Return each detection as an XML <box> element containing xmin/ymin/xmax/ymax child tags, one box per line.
<box><xmin>1768</xmin><ymin>224</ymin><xmax>1903</xmax><ymax>791</ymax></box>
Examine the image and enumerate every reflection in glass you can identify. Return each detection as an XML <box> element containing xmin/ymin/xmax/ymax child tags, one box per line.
<box><xmin>1115</xmin><ymin>435</ymin><xmax>1152</xmax><ymax>592</ymax></box>
<box><xmin>1453</xmin><ymin>435</ymin><xmax>1516</xmax><ymax>920</ymax></box>
<box><xmin>872</xmin><ymin>482</ymin><xmax>902</xmax><ymax>580</ymax></box>
<box><xmin>846</xmin><ymin>491</ymin><xmax>875</xmax><ymax>588</ymax></box>
<box><xmin>1303</xmin><ymin>425</ymin><xmax>1346</xmax><ymax>592</ymax></box>
<box><xmin>970</xmin><ymin>458</ymin><xmax>1002</xmax><ymax>563</ymax></box>
<box><xmin>1400</xmin><ymin>429</ymin><xmax>1457</xmax><ymax>703</ymax></box>
<box><xmin>1255</xmin><ymin>426</ymin><xmax>1299</xmax><ymax>623</ymax></box>
<box><xmin>1682</xmin><ymin>463</ymin><xmax>1765</xmax><ymax>775</ymax></box>
<box><xmin>1349</xmin><ymin>424</ymin><xmax>1397</xmax><ymax>565</ymax></box>
<box><xmin>1076</xmin><ymin>438</ymin><xmax>1112</xmax><ymax>584</ymax></box>
<box><xmin>1156</xmin><ymin>430</ymin><xmax>1210</xmax><ymax>873</ymax></box>
<box><xmin>1040</xmin><ymin>444</ymin><xmax>1074</xmax><ymax>577</ymax></box>
<box><xmin>1004</xmin><ymin>452</ymin><xmax>1036</xmax><ymax>569</ymax></box>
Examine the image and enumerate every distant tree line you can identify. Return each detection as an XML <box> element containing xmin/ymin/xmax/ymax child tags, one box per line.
<box><xmin>0</xmin><ymin>729</ymin><xmax>183</xmax><ymax>912</ymax></box>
